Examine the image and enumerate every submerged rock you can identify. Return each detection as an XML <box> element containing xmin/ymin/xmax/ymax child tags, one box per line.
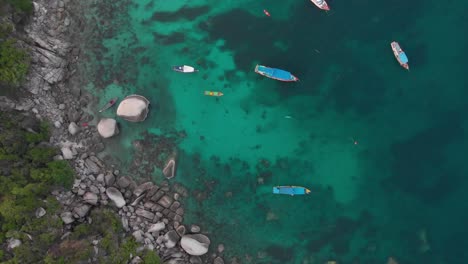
<box><xmin>116</xmin><ymin>95</ymin><xmax>150</xmax><ymax>122</ymax></box>
<box><xmin>97</xmin><ymin>118</ymin><xmax>119</xmax><ymax>138</ymax></box>
<box><xmin>163</xmin><ymin>158</ymin><xmax>176</xmax><ymax>179</ymax></box>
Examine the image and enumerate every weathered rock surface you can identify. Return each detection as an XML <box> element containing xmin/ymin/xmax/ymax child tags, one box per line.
<box><xmin>35</xmin><ymin>207</ymin><xmax>46</xmax><ymax>218</ymax></box>
<box><xmin>60</xmin><ymin>212</ymin><xmax>74</xmax><ymax>224</ymax></box>
<box><xmin>148</xmin><ymin>222</ymin><xmax>165</xmax><ymax>233</ymax></box>
<box><xmin>180</xmin><ymin>234</ymin><xmax>210</xmax><ymax>256</ymax></box>
<box><xmin>61</xmin><ymin>147</ymin><xmax>74</xmax><ymax>159</ymax></box>
<box><xmin>106</xmin><ymin>187</ymin><xmax>126</xmax><ymax>208</ymax></box>
<box><xmin>116</xmin><ymin>95</ymin><xmax>150</xmax><ymax>122</ymax></box>
<box><xmin>83</xmin><ymin>192</ymin><xmax>98</xmax><ymax>205</ymax></box>
<box><xmin>7</xmin><ymin>238</ymin><xmax>22</xmax><ymax>250</ymax></box>
<box><xmin>97</xmin><ymin>118</ymin><xmax>119</xmax><ymax>138</ymax></box>
<box><xmin>68</xmin><ymin>122</ymin><xmax>79</xmax><ymax>135</ymax></box>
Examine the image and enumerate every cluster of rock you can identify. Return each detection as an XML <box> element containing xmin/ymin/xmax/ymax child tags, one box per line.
<box><xmin>94</xmin><ymin>94</ymin><xmax>150</xmax><ymax>139</ymax></box>
<box><xmin>54</xmin><ymin>152</ymin><xmax>225</xmax><ymax>263</ymax></box>
<box><xmin>0</xmin><ymin>0</ymin><xmax>225</xmax><ymax>263</ymax></box>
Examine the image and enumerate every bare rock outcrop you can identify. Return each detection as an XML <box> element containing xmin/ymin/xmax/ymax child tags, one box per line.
<box><xmin>116</xmin><ymin>95</ymin><xmax>150</xmax><ymax>122</ymax></box>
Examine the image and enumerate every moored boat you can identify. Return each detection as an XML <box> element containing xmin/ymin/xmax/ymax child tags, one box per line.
<box><xmin>172</xmin><ymin>65</ymin><xmax>198</xmax><ymax>73</ymax></box>
<box><xmin>390</xmin><ymin>41</ymin><xmax>409</xmax><ymax>70</ymax></box>
<box><xmin>98</xmin><ymin>97</ymin><xmax>118</xmax><ymax>113</ymax></box>
<box><xmin>273</xmin><ymin>186</ymin><xmax>311</xmax><ymax>196</ymax></box>
<box><xmin>204</xmin><ymin>91</ymin><xmax>224</xmax><ymax>97</ymax></box>
<box><xmin>310</xmin><ymin>0</ymin><xmax>330</xmax><ymax>11</ymax></box>
<box><xmin>254</xmin><ymin>65</ymin><xmax>299</xmax><ymax>82</ymax></box>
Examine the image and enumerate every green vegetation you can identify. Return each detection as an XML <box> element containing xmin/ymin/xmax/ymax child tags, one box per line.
<box><xmin>0</xmin><ymin>0</ymin><xmax>33</xmax><ymax>14</ymax></box>
<box><xmin>0</xmin><ymin>113</ymin><xmax>163</xmax><ymax>263</ymax></box>
<box><xmin>0</xmin><ymin>4</ymin><xmax>31</xmax><ymax>88</ymax></box>
<box><xmin>0</xmin><ymin>111</ymin><xmax>74</xmax><ymax>262</ymax></box>
<box><xmin>0</xmin><ymin>38</ymin><xmax>30</xmax><ymax>86</ymax></box>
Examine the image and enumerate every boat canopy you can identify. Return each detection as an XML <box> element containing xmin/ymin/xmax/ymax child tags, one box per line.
<box><xmin>273</xmin><ymin>186</ymin><xmax>309</xmax><ymax>195</ymax></box>
<box><xmin>258</xmin><ymin>66</ymin><xmax>294</xmax><ymax>81</ymax></box>
<box><xmin>398</xmin><ymin>52</ymin><xmax>408</xmax><ymax>63</ymax></box>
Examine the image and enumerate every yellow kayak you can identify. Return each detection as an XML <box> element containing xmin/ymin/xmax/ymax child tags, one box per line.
<box><xmin>204</xmin><ymin>91</ymin><xmax>224</xmax><ymax>97</ymax></box>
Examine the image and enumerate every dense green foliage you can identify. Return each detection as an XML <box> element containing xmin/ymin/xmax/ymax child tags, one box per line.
<box><xmin>0</xmin><ymin>38</ymin><xmax>29</xmax><ymax>86</ymax></box>
<box><xmin>0</xmin><ymin>7</ymin><xmax>31</xmax><ymax>87</ymax></box>
<box><xmin>0</xmin><ymin>111</ymin><xmax>163</xmax><ymax>263</ymax></box>
<box><xmin>0</xmin><ymin>0</ymin><xmax>33</xmax><ymax>14</ymax></box>
<box><xmin>0</xmin><ymin>112</ymin><xmax>74</xmax><ymax>262</ymax></box>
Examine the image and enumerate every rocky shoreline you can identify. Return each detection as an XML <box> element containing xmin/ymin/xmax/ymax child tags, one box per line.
<box><xmin>0</xmin><ymin>0</ymin><xmax>224</xmax><ymax>263</ymax></box>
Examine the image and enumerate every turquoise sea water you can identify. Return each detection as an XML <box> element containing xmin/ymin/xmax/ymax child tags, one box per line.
<box><xmin>78</xmin><ymin>0</ymin><xmax>468</xmax><ymax>263</ymax></box>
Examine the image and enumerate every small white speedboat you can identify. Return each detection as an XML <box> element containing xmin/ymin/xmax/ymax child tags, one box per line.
<box><xmin>172</xmin><ymin>65</ymin><xmax>198</xmax><ymax>73</ymax></box>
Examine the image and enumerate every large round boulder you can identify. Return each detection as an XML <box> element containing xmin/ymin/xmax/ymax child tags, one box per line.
<box><xmin>180</xmin><ymin>234</ymin><xmax>210</xmax><ymax>256</ymax></box>
<box><xmin>106</xmin><ymin>187</ymin><xmax>126</xmax><ymax>208</ymax></box>
<box><xmin>97</xmin><ymin>118</ymin><xmax>119</xmax><ymax>138</ymax></box>
<box><xmin>116</xmin><ymin>95</ymin><xmax>150</xmax><ymax>122</ymax></box>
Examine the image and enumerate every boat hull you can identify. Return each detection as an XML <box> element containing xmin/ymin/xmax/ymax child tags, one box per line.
<box><xmin>255</xmin><ymin>65</ymin><xmax>299</xmax><ymax>82</ymax></box>
<box><xmin>273</xmin><ymin>186</ymin><xmax>311</xmax><ymax>196</ymax></box>
<box><xmin>98</xmin><ymin>97</ymin><xmax>118</xmax><ymax>113</ymax></box>
<box><xmin>204</xmin><ymin>91</ymin><xmax>224</xmax><ymax>97</ymax></box>
<box><xmin>390</xmin><ymin>42</ymin><xmax>409</xmax><ymax>70</ymax></box>
<box><xmin>310</xmin><ymin>0</ymin><xmax>330</xmax><ymax>11</ymax></box>
<box><xmin>172</xmin><ymin>65</ymin><xmax>197</xmax><ymax>73</ymax></box>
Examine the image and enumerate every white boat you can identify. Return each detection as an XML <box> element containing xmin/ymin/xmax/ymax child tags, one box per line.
<box><xmin>172</xmin><ymin>65</ymin><xmax>198</xmax><ymax>73</ymax></box>
<box><xmin>310</xmin><ymin>0</ymin><xmax>330</xmax><ymax>11</ymax></box>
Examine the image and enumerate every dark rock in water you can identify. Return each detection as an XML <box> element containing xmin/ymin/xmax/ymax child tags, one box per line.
<box><xmin>190</xmin><ymin>225</ymin><xmax>200</xmax><ymax>233</ymax></box>
<box><xmin>163</xmin><ymin>158</ymin><xmax>176</xmax><ymax>179</ymax></box>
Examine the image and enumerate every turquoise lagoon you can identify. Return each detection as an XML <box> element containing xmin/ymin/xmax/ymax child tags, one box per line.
<box><xmin>78</xmin><ymin>0</ymin><xmax>468</xmax><ymax>263</ymax></box>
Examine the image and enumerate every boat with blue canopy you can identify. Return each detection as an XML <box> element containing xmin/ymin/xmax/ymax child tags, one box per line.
<box><xmin>255</xmin><ymin>65</ymin><xmax>299</xmax><ymax>82</ymax></box>
<box><xmin>390</xmin><ymin>42</ymin><xmax>409</xmax><ymax>70</ymax></box>
<box><xmin>273</xmin><ymin>186</ymin><xmax>311</xmax><ymax>196</ymax></box>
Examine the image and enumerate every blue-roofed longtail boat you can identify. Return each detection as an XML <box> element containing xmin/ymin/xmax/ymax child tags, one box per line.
<box><xmin>255</xmin><ymin>65</ymin><xmax>299</xmax><ymax>82</ymax></box>
<box><xmin>204</xmin><ymin>91</ymin><xmax>224</xmax><ymax>97</ymax></box>
<box><xmin>391</xmin><ymin>41</ymin><xmax>409</xmax><ymax>70</ymax></box>
<box><xmin>273</xmin><ymin>186</ymin><xmax>311</xmax><ymax>196</ymax></box>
